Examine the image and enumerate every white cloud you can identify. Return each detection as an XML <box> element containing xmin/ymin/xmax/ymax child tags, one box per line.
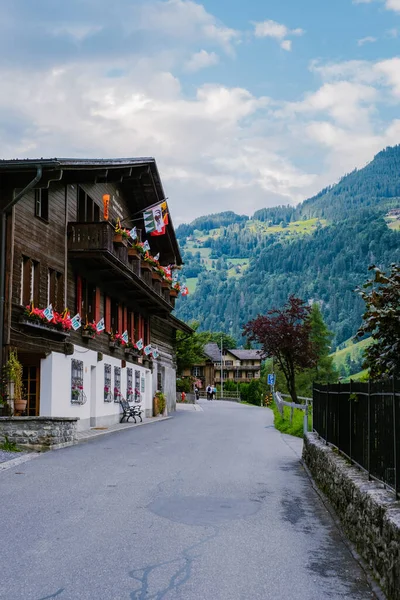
<box><xmin>184</xmin><ymin>49</ymin><xmax>219</xmax><ymax>72</ymax></box>
<box><xmin>353</xmin><ymin>0</ymin><xmax>400</xmax><ymax>11</ymax></box>
<box><xmin>138</xmin><ymin>0</ymin><xmax>240</xmax><ymax>55</ymax></box>
<box><xmin>357</xmin><ymin>36</ymin><xmax>377</xmax><ymax>45</ymax></box>
<box><xmin>253</xmin><ymin>19</ymin><xmax>304</xmax><ymax>51</ymax></box>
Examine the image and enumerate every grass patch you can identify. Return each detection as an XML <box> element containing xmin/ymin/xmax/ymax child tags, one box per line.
<box><xmin>331</xmin><ymin>337</ymin><xmax>371</xmax><ymax>372</ymax></box>
<box><xmin>0</xmin><ymin>436</ymin><xmax>22</xmax><ymax>452</ymax></box>
<box><xmin>271</xmin><ymin>401</ymin><xmax>310</xmax><ymax>438</ymax></box>
<box><xmin>185</xmin><ymin>277</ymin><xmax>198</xmax><ymax>294</ymax></box>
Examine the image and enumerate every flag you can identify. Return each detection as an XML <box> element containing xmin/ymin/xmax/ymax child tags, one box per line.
<box><xmin>181</xmin><ymin>286</ymin><xmax>189</xmax><ymax>296</ymax></box>
<box><xmin>144</xmin><ymin>202</ymin><xmax>169</xmax><ymax>236</ymax></box>
<box><xmin>164</xmin><ymin>266</ymin><xmax>172</xmax><ymax>278</ymax></box>
<box><xmin>143</xmin><ymin>240</ymin><xmax>150</xmax><ymax>252</ymax></box>
<box><xmin>43</xmin><ymin>304</ymin><xmax>54</xmax><ymax>321</ymax></box>
<box><xmin>122</xmin><ymin>330</ymin><xmax>129</xmax><ymax>344</ymax></box>
<box><xmin>144</xmin><ymin>344</ymin><xmax>152</xmax><ymax>356</ymax></box>
<box><xmin>172</xmin><ymin>271</ymin><xmax>179</xmax><ymax>283</ymax></box>
<box><xmin>71</xmin><ymin>314</ymin><xmax>81</xmax><ymax>331</ymax></box>
<box><xmin>135</xmin><ymin>338</ymin><xmax>144</xmax><ymax>350</ymax></box>
<box><xmin>96</xmin><ymin>317</ymin><xmax>105</xmax><ymax>332</ymax></box>
<box><xmin>129</xmin><ymin>227</ymin><xmax>137</xmax><ymax>240</ymax></box>
<box><xmin>152</xmin><ymin>348</ymin><xmax>159</xmax><ymax>359</ymax></box>
<box><xmin>154</xmin><ymin>253</ymin><xmax>160</xmax><ymax>261</ymax></box>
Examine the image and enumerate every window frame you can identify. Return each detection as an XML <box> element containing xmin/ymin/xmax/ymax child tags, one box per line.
<box><xmin>34</xmin><ymin>189</ymin><xmax>49</xmax><ymax>222</ymax></box>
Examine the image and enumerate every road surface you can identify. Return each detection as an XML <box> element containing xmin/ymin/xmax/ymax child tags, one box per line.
<box><xmin>0</xmin><ymin>400</ymin><xmax>378</xmax><ymax>600</ymax></box>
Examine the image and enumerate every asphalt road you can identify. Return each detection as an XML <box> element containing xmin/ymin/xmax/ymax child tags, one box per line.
<box><xmin>0</xmin><ymin>400</ymin><xmax>378</xmax><ymax>600</ymax></box>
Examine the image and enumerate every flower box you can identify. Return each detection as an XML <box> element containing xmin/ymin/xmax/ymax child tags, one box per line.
<box><xmin>19</xmin><ymin>318</ymin><xmax>70</xmax><ymax>337</ymax></box>
<box><xmin>141</xmin><ymin>260</ymin><xmax>152</xmax><ymax>271</ymax></box>
<box><xmin>109</xmin><ymin>340</ymin><xmax>118</xmax><ymax>349</ymax></box>
<box><xmin>128</xmin><ymin>247</ymin><xmax>140</xmax><ymax>259</ymax></box>
<box><xmin>170</xmin><ymin>289</ymin><xmax>179</xmax><ymax>298</ymax></box>
<box><xmin>152</xmin><ymin>271</ymin><xmax>163</xmax><ymax>282</ymax></box>
<box><xmin>161</xmin><ymin>280</ymin><xmax>171</xmax><ymax>289</ymax></box>
<box><xmin>113</xmin><ymin>233</ymin><xmax>128</xmax><ymax>247</ymax></box>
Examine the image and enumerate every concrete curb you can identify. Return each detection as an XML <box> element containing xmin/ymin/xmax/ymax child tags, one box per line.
<box><xmin>75</xmin><ymin>416</ymin><xmax>172</xmax><ymax>444</ymax></box>
<box><xmin>0</xmin><ymin>452</ymin><xmax>40</xmax><ymax>472</ymax></box>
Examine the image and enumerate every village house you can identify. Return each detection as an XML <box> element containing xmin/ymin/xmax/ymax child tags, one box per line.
<box><xmin>0</xmin><ymin>158</ymin><xmax>191</xmax><ymax>429</ymax></box>
<box><xmin>183</xmin><ymin>343</ymin><xmax>262</xmax><ymax>388</ymax></box>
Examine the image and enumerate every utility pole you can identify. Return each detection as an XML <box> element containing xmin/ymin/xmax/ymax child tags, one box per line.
<box><xmin>221</xmin><ymin>334</ymin><xmax>223</xmax><ymax>399</ymax></box>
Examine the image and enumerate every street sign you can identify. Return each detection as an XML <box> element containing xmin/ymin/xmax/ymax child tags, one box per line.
<box><xmin>267</xmin><ymin>374</ymin><xmax>276</xmax><ymax>386</ymax></box>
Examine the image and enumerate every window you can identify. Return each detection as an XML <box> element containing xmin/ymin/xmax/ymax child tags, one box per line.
<box><xmin>247</xmin><ymin>372</ymin><xmax>254</xmax><ymax>379</ymax></box>
<box><xmin>48</xmin><ymin>269</ymin><xmax>64</xmax><ymax>311</ymax></box>
<box><xmin>225</xmin><ymin>361</ymin><xmax>233</xmax><ymax>366</ymax></box>
<box><xmin>192</xmin><ymin>367</ymin><xmax>203</xmax><ymax>377</ymax></box>
<box><xmin>35</xmin><ymin>189</ymin><xmax>49</xmax><ymax>221</ymax></box>
<box><xmin>127</xmin><ymin>368</ymin><xmax>133</xmax><ymax>401</ymax></box>
<box><xmin>104</xmin><ymin>364</ymin><xmax>112</xmax><ymax>402</ymax></box>
<box><xmin>71</xmin><ymin>360</ymin><xmax>85</xmax><ymax>404</ymax></box>
<box><xmin>114</xmin><ymin>366</ymin><xmax>121</xmax><ymax>402</ymax></box>
<box><xmin>157</xmin><ymin>369</ymin><xmax>163</xmax><ymax>392</ymax></box>
<box><xmin>77</xmin><ymin>278</ymin><xmax>96</xmax><ymax>322</ymax></box>
<box><xmin>223</xmin><ymin>371</ymin><xmax>228</xmax><ymax>380</ymax></box>
<box><xmin>21</xmin><ymin>256</ymin><xmax>39</xmax><ymax>306</ymax></box>
<box><xmin>78</xmin><ymin>187</ymin><xmax>100</xmax><ymax>222</ymax></box>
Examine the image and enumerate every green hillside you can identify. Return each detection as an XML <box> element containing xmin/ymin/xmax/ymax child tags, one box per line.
<box><xmin>330</xmin><ymin>337</ymin><xmax>372</xmax><ymax>379</ymax></box>
<box><xmin>175</xmin><ymin>145</ymin><xmax>400</xmax><ymax>347</ymax></box>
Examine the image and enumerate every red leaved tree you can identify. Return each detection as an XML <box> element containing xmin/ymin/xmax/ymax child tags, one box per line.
<box><xmin>243</xmin><ymin>296</ymin><xmax>317</xmax><ymax>403</ymax></box>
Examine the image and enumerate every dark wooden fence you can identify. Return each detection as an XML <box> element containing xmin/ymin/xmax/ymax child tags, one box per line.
<box><xmin>313</xmin><ymin>379</ymin><xmax>400</xmax><ymax>498</ymax></box>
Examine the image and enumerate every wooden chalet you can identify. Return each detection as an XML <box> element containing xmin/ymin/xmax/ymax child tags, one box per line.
<box><xmin>0</xmin><ymin>158</ymin><xmax>191</xmax><ymax>428</ymax></box>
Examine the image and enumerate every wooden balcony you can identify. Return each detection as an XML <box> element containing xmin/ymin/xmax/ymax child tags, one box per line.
<box><xmin>67</xmin><ymin>222</ymin><xmax>173</xmax><ymax>312</ymax></box>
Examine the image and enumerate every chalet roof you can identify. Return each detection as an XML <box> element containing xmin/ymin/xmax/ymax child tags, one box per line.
<box><xmin>228</xmin><ymin>349</ymin><xmax>263</xmax><ymax>360</ymax></box>
<box><xmin>0</xmin><ymin>157</ymin><xmax>182</xmax><ymax>265</ymax></box>
<box><xmin>204</xmin><ymin>343</ymin><xmax>221</xmax><ymax>362</ymax></box>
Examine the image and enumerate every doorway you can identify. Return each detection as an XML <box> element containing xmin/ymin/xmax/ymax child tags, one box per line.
<box><xmin>22</xmin><ymin>365</ymin><xmax>40</xmax><ymax>416</ymax></box>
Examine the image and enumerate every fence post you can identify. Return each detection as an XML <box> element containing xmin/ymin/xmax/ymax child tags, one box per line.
<box><xmin>349</xmin><ymin>379</ymin><xmax>352</xmax><ymax>461</ymax></box>
<box><xmin>393</xmin><ymin>377</ymin><xmax>398</xmax><ymax>498</ymax></box>
<box><xmin>290</xmin><ymin>405</ymin><xmax>294</xmax><ymax>425</ymax></box>
<box><xmin>367</xmin><ymin>378</ymin><xmax>371</xmax><ymax>481</ymax></box>
<box><xmin>325</xmin><ymin>383</ymin><xmax>329</xmax><ymax>443</ymax></box>
<box><xmin>304</xmin><ymin>401</ymin><xmax>308</xmax><ymax>436</ymax></box>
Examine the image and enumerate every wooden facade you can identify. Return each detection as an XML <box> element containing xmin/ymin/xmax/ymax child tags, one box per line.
<box><xmin>0</xmin><ymin>158</ymin><xmax>189</xmax><ymax>421</ymax></box>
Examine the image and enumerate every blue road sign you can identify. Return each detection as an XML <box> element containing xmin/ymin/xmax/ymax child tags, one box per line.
<box><xmin>267</xmin><ymin>374</ymin><xmax>276</xmax><ymax>386</ymax></box>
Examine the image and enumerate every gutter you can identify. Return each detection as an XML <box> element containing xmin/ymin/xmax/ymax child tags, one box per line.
<box><xmin>0</xmin><ymin>165</ymin><xmax>43</xmax><ymax>364</ymax></box>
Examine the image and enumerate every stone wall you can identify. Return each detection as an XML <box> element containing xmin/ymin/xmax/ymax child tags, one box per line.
<box><xmin>303</xmin><ymin>432</ymin><xmax>400</xmax><ymax>600</ymax></box>
<box><xmin>0</xmin><ymin>417</ymin><xmax>79</xmax><ymax>450</ymax></box>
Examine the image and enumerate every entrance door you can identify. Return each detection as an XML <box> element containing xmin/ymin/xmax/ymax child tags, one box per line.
<box><xmin>22</xmin><ymin>365</ymin><xmax>40</xmax><ymax>416</ymax></box>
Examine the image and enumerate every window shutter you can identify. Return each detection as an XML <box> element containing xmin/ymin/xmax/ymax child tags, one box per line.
<box><xmin>123</xmin><ymin>306</ymin><xmax>128</xmax><ymax>332</ymax></box>
<box><xmin>118</xmin><ymin>304</ymin><xmax>123</xmax><ymax>333</ymax></box>
<box><xmin>76</xmin><ymin>275</ymin><xmax>82</xmax><ymax>314</ymax></box>
<box><xmin>94</xmin><ymin>287</ymin><xmax>101</xmax><ymax>323</ymax></box>
<box><xmin>105</xmin><ymin>296</ymin><xmax>111</xmax><ymax>332</ymax></box>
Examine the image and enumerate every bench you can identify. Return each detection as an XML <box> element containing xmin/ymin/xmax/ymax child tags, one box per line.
<box><xmin>120</xmin><ymin>399</ymin><xmax>143</xmax><ymax>424</ymax></box>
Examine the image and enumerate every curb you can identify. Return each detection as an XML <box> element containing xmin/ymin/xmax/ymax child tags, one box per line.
<box><xmin>75</xmin><ymin>416</ymin><xmax>172</xmax><ymax>444</ymax></box>
<box><xmin>0</xmin><ymin>452</ymin><xmax>40</xmax><ymax>473</ymax></box>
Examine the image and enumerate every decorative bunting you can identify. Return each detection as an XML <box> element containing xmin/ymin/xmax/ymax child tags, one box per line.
<box><xmin>144</xmin><ymin>344</ymin><xmax>152</xmax><ymax>356</ymax></box>
<box><xmin>43</xmin><ymin>304</ymin><xmax>54</xmax><ymax>321</ymax></box>
<box><xmin>154</xmin><ymin>253</ymin><xmax>160</xmax><ymax>261</ymax></box>
<box><xmin>135</xmin><ymin>338</ymin><xmax>144</xmax><ymax>350</ymax></box>
<box><xmin>129</xmin><ymin>227</ymin><xmax>137</xmax><ymax>240</ymax></box>
<box><xmin>71</xmin><ymin>314</ymin><xmax>82</xmax><ymax>331</ymax></box>
<box><xmin>122</xmin><ymin>330</ymin><xmax>129</xmax><ymax>344</ymax></box>
<box><xmin>143</xmin><ymin>240</ymin><xmax>150</xmax><ymax>252</ymax></box>
<box><xmin>96</xmin><ymin>317</ymin><xmax>105</xmax><ymax>332</ymax></box>
<box><xmin>152</xmin><ymin>348</ymin><xmax>159</xmax><ymax>359</ymax></box>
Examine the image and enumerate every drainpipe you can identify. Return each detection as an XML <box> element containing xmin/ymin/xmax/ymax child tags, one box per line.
<box><xmin>0</xmin><ymin>166</ymin><xmax>43</xmax><ymax>365</ymax></box>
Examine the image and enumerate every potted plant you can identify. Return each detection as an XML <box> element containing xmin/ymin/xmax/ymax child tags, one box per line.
<box><xmin>153</xmin><ymin>391</ymin><xmax>166</xmax><ymax>416</ymax></box>
<box><xmin>82</xmin><ymin>321</ymin><xmax>97</xmax><ymax>339</ymax></box>
<box><xmin>7</xmin><ymin>350</ymin><xmax>27</xmax><ymax>413</ymax></box>
<box><xmin>113</xmin><ymin>223</ymin><xmax>130</xmax><ymax>247</ymax></box>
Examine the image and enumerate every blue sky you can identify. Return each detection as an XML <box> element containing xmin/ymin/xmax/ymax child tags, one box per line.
<box><xmin>1</xmin><ymin>0</ymin><xmax>400</xmax><ymax>222</ymax></box>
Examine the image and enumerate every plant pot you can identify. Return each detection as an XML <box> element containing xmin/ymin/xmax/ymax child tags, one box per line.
<box><xmin>161</xmin><ymin>280</ymin><xmax>171</xmax><ymax>289</ymax></box>
<box><xmin>153</xmin><ymin>395</ymin><xmax>159</xmax><ymax>416</ymax></box>
<box><xmin>170</xmin><ymin>289</ymin><xmax>179</xmax><ymax>298</ymax></box>
<box><xmin>82</xmin><ymin>330</ymin><xmax>95</xmax><ymax>340</ymax></box>
<box><xmin>113</xmin><ymin>234</ymin><xmax>128</xmax><ymax>247</ymax></box>
<box><xmin>14</xmin><ymin>399</ymin><xmax>27</xmax><ymax>412</ymax></box>
<box><xmin>128</xmin><ymin>247</ymin><xmax>140</xmax><ymax>259</ymax></box>
<box><xmin>140</xmin><ymin>260</ymin><xmax>152</xmax><ymax>271</ymax></box>
<box><xmin>109</xmin><ymin>341</ymin><xmax>117</xmax><ymax>349</ymax></box>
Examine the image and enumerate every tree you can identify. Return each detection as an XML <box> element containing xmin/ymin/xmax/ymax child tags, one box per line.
<box><xmin>243</xmin><ymin>296</ymin><xmax>316</xmax><ymax>403</ymax></box>
<box><xmin>207</xmin><ymin>332</ymin><xmax>237</xmax><ymax>350</ymax></box>
<box><xmin>176</xmin><ymin>321</ymin><xmax>210</xmax><ymax>376</ymax></box>
<box><xmin>356</xmin><ymin>264</ymin><xmax>400</xmax><ymax>378</ymax></box>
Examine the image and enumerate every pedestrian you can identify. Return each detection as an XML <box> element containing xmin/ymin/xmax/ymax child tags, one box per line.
<box><xmin>212</xmin><ymin>385</ymin><xmax>217</xmax><ymax>400</ymax></box>
<box><xmin>206</xmin><ymin>385</ymin><xmax>212</xmax><ymax>400</ymax></box>
<box><xmin>194</xmin><ymin>386</ymin><xmax>200</xmax><ymax>401</ymax></box>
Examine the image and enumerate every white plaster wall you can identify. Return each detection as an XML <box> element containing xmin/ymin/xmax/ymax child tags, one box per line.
<box><xmin>40</xmin><ymin>346</ymin><xmax>151</xmax><ymax>431</ymax></box>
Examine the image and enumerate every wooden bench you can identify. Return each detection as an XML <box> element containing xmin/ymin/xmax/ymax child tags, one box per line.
<box><xmin>120</xmin><ymin>399</ymin><xmax>143</xmax><ymax>424</ymax></box>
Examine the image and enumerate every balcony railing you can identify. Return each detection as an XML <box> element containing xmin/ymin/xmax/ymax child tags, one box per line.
<box><xmin>67</xmin><ymin>222</ymin><xmax>173</xmax><ymax>310</ymax></box>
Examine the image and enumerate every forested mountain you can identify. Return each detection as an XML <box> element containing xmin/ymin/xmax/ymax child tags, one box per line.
<box><xmin>174</xmin><ymin>145</ymin><xmax>400</xmax><ymax>348</ymax></box>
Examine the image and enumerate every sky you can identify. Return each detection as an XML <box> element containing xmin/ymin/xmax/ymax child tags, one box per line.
<box><xmin>1</xmin><ymin>0</ymin><xmax>400</xmax><ymax>223</ymax></box>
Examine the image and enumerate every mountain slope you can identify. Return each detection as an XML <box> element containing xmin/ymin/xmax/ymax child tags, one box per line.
<box><xmin>175</xmin><ymin>145</ymin><xmax>400</xmax><ymax>347</ymax></box>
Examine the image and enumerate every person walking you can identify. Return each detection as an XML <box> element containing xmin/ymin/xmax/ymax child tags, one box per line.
<box><xmin>212</xmin><ymin>385</ymin><xmax>217</xmax><ymax>400</ymax></box>
<box><xmin>206</xmin><ymin>385</ymin><xmax>212</xmax><ymax>400</ymax></box>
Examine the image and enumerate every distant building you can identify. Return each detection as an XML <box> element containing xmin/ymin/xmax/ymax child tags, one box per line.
<box><xmin>183</xmin><ymin>342</ymin><xmax>262</xmax><ymax>387</ymax></box>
